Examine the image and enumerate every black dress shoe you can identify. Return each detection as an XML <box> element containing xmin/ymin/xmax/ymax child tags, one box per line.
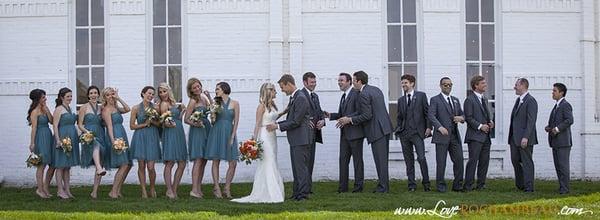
<box><xmin>424</xmin><ymin>187</ymin><xmax>431</xmax><ymax>192</ymax></box>
<box><xmin>475</xmin><ymin>185</ymin><xmax>486</xmax><ymax>190</ymax></box>
<box><xmin>408</xmin><ymin>188</ymin><xmax>416</xmax><ymax>192</ymax></box>
<box><xmin>559</xmin><ymin>191</ymin><xmax>569</xmax><ymax>195</ymax></box>
<box><xmin>524</xmin><ymin>190</ymin><xmax>534</xmax><ymax>193</ymax></box>
<box><xmin>437</xmin><ymin>188</ymin><xmax>447</xmax><ymax>193</ymax></box>
<box><xmin>451</xmin><ymin>188</ymin><xmax>463</xmax><ymax>192</ymax></box>
<box><xmin>352</xmin><ymin>188</ymin><xmax>363</xmax><ymax>193</ymax></box>
<box><xmin>337</xmin><ymin>190</ymin><xmax>347</xmax><ymax>194</ymax></box>
<box><xmin>288</xmin><ymin>195</ymin><xmax>297</xmax><ymax>200</ymax></box>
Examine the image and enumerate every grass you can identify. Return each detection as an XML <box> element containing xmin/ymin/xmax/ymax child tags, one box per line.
<box><xmin>0</xmin><ymin>179</ymin><xmax>599</xmax><ymax>219</ymax></box>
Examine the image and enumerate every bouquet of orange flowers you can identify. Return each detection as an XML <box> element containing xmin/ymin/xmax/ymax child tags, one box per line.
<box><xmin>26</xmin><ymin>152</ymin><xmax>42</xmax><ymax>168</ymax></box>
<box><xmin>238</xmin><ymin>138</ymin><xmax>263</xmax><ymax>165</ymax></box>
<box><xmin>79</xmin><ymin>131</ymin><xmax>96</xmax><ymax>146</ymax></box>
<box><xmin>60</xmin><ymin>137</ymin><xmax>72</xmax><ymax>156</ymax></box>
<box><xmin>112</xmin><ymin>138</ymin><xmax>128</xmax><ymax>154</ymax></box>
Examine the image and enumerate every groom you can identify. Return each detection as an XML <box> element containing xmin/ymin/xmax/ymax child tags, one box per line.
<box><xmin>267</xmin><ymin>74</ymin><xmax>312</xmax><ymax>201</ymax></box>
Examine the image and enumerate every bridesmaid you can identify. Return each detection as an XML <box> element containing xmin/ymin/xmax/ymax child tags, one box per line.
<box><xmin>185</xmin><ymin>78</ymin><xmax>212</xmax><ymax>198</ymax></box>
<box><xmin>77</xmin><ymin>85</ymin><xmax>108</xmax><ymax>199</ymax></box>
<box><xmin>52</xmin><ymin>87</ymin><xmax>80</xmax><ymax>199</ymax></box>
<box><xmin>158</xmin><ymin>83</ymin><xmax>188</xmax><ymax>199</ymax></box>
<box><xmin>101</xmin><ymin>87</ymin><xmax>132</xmax><ymax>199</ymax></box>
<box><xmin>130</xmin><ymin>86</ymin><xmax>162</xmax><ymax>198</ymax></box>
<box><xmin>27</xmin><ymin>89</ymin><xmax>56</xmax><ymax>198</ymax></box>
<box><xmin>206</xmin><ymin>82</ymin><xmax>240</xmax><ymax>199</ymax></box>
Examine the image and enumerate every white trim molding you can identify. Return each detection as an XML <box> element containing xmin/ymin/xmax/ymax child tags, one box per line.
<box><xmin>422</xmin><ymin>0</ymin><xmax>459</xmax><ymax>13</ymax></box>
<box><xmin>0</xmin><ymin>79</ymin><xmax>68</xmax><ymax>96</ymax></box>
<box><xmin>109</xmin><ymin>0</ymin><xmax>144</xmax><ymax>15</ymax></box>
<box><xmin>502</xmin><ymin>73</ymin><xmax>583</xmax><ymax>90</ymax></box>
<box><xmin>502</xmin><ymin>0</ymin><xmax>581</xmax><ymax>13</ymax></box>
<box><xmin>199</xmin><ymin>78</ymin><xmax>271</xmax><ymax>93</ymax></box>
<box><xmin>187</xmin><ymin>0</ymin><xmax>269</xmax><ymax>14</ymax></box>
<box><xmin>302</xmin><ymin>0</ymin><xmax>380</xmax><ymax>13</ymax></box>
<box><xmin>0</xmin><ymin>0</ymin><xmax>67</xmax><ymax>17</ymax></box>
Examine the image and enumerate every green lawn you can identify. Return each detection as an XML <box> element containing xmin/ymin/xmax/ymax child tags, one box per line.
<box><xmin>0</xmin><ymin>179</ymin><xmax>598</xmax><ymax>219</ymax></box>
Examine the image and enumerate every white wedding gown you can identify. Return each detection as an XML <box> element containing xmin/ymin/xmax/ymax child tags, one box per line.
<box><xmin>231</xmin><ymin>110</ymin><xmax>284</xmax><ymax>203</ymax></box>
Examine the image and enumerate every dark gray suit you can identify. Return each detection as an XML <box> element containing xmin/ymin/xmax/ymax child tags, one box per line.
<box><xmin>278</xmin><ymin>90</ymin><xmax>311</xmax><ymax>199</ymax></box>
<box><xmin>463</xmin><ymin>93</ymin><xmax>492</xmax><ymax>190</ymax></box>
<box><xmin>547</xmin><ymin>99</ymin><xmax>573</xmax><ymax>194</ymax></box>
<box><xmin>428</xmin><ymin>93</ymin><xmax>464</xmax><ymax>192</ymax></box>
<box><xmin>330</xmin><ymin>88</ymin><xmax>365</xmax><ymax>192</ymax></box>
<box><xmin>395</xmin><ymin>90</ymin><xmax>431</xmax><ymax>190</ymax></box>
<box><xmin>508</xmin><ymin>93</ymin><xmax>538</xmax><ymax>192</ymax></box>
<box><xmin>351</xmin><ymin>84</ymin><xmax>393</xmax><ymax>192</ymax></box>
<box><xmin>300</xmin><ymin>88</ymin><xmax>324</xmax><ymax>193</ymax></box>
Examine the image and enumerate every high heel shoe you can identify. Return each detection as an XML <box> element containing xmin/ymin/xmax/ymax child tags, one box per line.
<box><xmin>213</xmin><ymin>188</ymin><xmax>222</xmax><ymax>199</ymax></box>
<box><xmin>223</xmin><ymin>187</ymin><xmax>232</xmax><ymax>199</ymax></box>
<box><xmin>35</xmin><ymin>189</ymin><xmax>48</xmax><ymax>198</ymax></box>
<box><xmin>189</xmin><ymin>191</ymin><xmax>203</xmax><ymax>199</ymax></box>
<box><xmin>96</xmin><ymin>168</ymin><xmax>106</xmax><ymax>176</ymax></box>
<box><xmin>166</xmin><ymin>190</ymin><xmax>176</xmax><ymax>199</ymax></box>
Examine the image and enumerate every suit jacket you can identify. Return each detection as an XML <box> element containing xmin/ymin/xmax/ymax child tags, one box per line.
<box><xmin>428</xmin><ymin>93</ymin><xmax>464</xmax><ymax>144</ymax></box>
<box><xmin>463</xmin><ymin>93</ymin><xmax>492</xmax><ymax>143</ymax></box>
<box><xmin>301</xmin><ymin>87</ymin><xmax>324</xmax><ymax>143</ymax></box>
<box><xmin>394</xmin><ymin>90</ymin><xmax>432</xmax><ymax>140</ymax></box>
<box><xmin>278</xmin><ymin>90</ymin><xmax>312</xmax><ymax>146</ymax></box>
<box><xmin>546</xmin><ymin>99</ymin><xmax>573</xmax><ymax>148</ymax></box>
<box><xmin>330</xmin><ymin>88</ymin><xmax>364</xmax><ymax>141</ymax></box>
<box><xmin>350</xmin><ymin>84</ymin><xmax>393</xmax><ymax>143</ymax></box>
<box><xmin>508</xmin><ymin>93</ymin><xmax>538</xmax><ymax>146</ymax></box>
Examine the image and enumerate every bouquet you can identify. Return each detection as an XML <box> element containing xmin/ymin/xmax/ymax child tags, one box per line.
<box><xmin>60</xmin><ymin>137</ymin><xmax>72</xmax><ymax>156</ymax></box>
<box><xmin>209</xmin><ymin>97</ymin><xmax>224</xmax><ymax>123</ymax></box>
<box><xmin>144</xmin><ymin>107</ymin><xmax>159</xmax><ymax>121</ymax></box>
<box><xmin>112</xmin><ymin>138</ymin><xmax>128</xmax><ymax>154</ymax></box>
<box><xmin>238</xmin><ymin>138</ymin><xmax>263</xmax><ymax>165</ymax></box>
<box><xmin>190</xmin><ymin>109</ymin><xmax>207</xmax><ymax>127</ymax></box>
<box><xmin>26</xmin><ymin>152</ymin><xmax>42</xmax><ymax>168</ymax></box>
<box><xmin>79</xmin><ymin>131</ymin><xmax>96</xmax><ymax>146</ymax></box>
<box><xmin>160</xmin><ymin>110</ymin><xmax>174</xmax><ymax>126</ymax></box>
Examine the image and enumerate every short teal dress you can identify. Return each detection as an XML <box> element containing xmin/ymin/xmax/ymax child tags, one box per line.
<box><xmin>161</xmin><ymin>106</ymin><xmax>187</xmax><ymax>161</ymax></box>
<box><xmin>80</xmin><ymin>103</ymin><xmax>109</xmax><ymax>168</ymax></box>
<box><xmin>34</xmin><ymin>114</ymin><xmax>54</xmax><ymax>166</ymax></box>
<box><xmin>107</xmin><ymin>112</ymin><xmax>131</xmax><ymax>168</ymax></box>
<box><xmin>205</xmin><ymin>98</ymin><xmax>238</xmax><ymax>161</ymax></box>
<box><xmin>130</xmin><ymin>103</ymin><xmax>162</xmax><ymax>161</ymax></box>
<box><xmin>53</xmin><ymin>107</ymin><xmax>80</xmax><ymax>168</ymax></box>
<box><xmin>188</xmin><ymin>106</ymin><xmax>211</xmax><ymax>160</ymax></box>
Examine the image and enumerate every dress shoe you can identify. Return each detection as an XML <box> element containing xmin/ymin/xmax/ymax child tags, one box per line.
<box><xmin>475</xmin><ymin>185</ymin><xmax>486</xmax><ymax>190</ymax></box>
<box><xmin>424</xmin><ymin>187</ymin><xmax>431</xmax><ymax>192</ymax></box>
<box><xmin>408</xmin><ymin>188</ymin><xmax>416</xmax><ymax>192</ymax></box>
<box><xmin>352</xmin><ymin>188</ymin><xmax>363</xmax><ymax>193</ymax></box>
<box><xmin>451</xmin><ymin>188</ymin><xmax>464</xmax><ymax>192</ymax></box>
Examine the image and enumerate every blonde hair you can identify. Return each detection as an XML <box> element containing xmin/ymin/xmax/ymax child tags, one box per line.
<box><xmin>101</xmin><ymin>87</ymin><xmax>116</xmax><ymax>106</ymax></box>
<box><xmin>158</xmin><ymin>82</ymin><xmax>176</xmax><ymax>105</ymax></box>
<box><xmin>186</xmin><ymin>77</ymin><xmax>202</xmax><ymax>102</ymax></box>
<box><xmin>259</xmin><ymin>83</ymin><xmax>278</xmax><ymax>112</ymax></box>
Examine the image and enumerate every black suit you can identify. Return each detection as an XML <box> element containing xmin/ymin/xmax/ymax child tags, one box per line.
<box><xmin>330</xmin><ymin>88</ymin><xmax>365</xmax><ymax>192</ymax></box>
<box><xmin>546</xmin><ymin>99</ymin><xmax>573</xmax><ymax>194</ymax></box>
<box><xmin>463</xmin><ymin>93</ymin><xmax>492</xmax><ymax>190</ymax></box>
<box><xmin>508</xmin><ymin>93</ymin><xmax>538</xmax><ymax>192</ymax></box>
<box><xmin>351</xmin><ymin>84</ymin><xmax>393</xmax><ymax>192</ymax></box>
<box><xmin>395</xmin><ymin>90</ymin><xmax>432</xmax><ymax>190</ymax></box>
<box><xmin>428</xmin><ymin>93</ymin><xmax>464</xmax><ymax>192</ymax></box>
<box><xmin>300</xmin><ymin>87</ymin><xmax>324</xmax><ymax>193</ymax></box>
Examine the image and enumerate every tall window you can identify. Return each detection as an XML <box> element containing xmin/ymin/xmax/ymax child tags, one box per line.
<box><xmin>387</xmin><ymin>0</ymin><xmax>417</xmax><ymax>134</ymax></box>
<box><xmin>466</xmin><ymin>0</ymin><xmax>495</xmax><ymax>137</ymax></box>
<box><xmin>153</xmin><ymin>0</ymin><xmax>182</xmax><ymax>102</ymax></box>
<box><xmin>75</xmin><ymin>0</ymin><xmax>105</xmax><ymax>105</ymax></box>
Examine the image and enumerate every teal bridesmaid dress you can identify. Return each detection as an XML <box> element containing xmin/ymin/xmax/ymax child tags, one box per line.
<box><xmin>205</xmin><ymin>98</ymin><xmax>238</xmax><ymax>161</ymax></box>
<box><xmin>53</xmin><ymin>107</ymin><xmax>80</xmax><ymax>168</ymax></box>
<box><xmin>161</xmin><ymin>106</ymin><xmax>188</xmax><ymax>161</ymax></box>
<box><xmin>34</xmin><ymin>114</ymin><xmax>54</xmax><ymax>166</ymax></box>
<box><xmin>130</xmin><ymin>103</ymin><xmax>162</xmax><ymax>161</ymax></box>
<box><xmin>107</xmin><ymin>112</ymin><xmax>131</xmax><ymax>168</ymax></box>
<box><xmin>188</xmin><ymin>106</ymin><xmax>211</xmax><ymax>160</ymax></box>
<box><xmin>80</xmin><ymin>103</ymin><xmax>109</xmax><ymax>168</ymax></box>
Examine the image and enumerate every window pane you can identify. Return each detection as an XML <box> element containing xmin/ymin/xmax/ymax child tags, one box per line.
<box><xmin>466</xmin><ymin>0</ymin><xmax>479</xmax><ymax>22</ymax></box>
<box><xmin>76</xmin><ymin>29</ymin><xmax>89</xmax><ymax>65</ymax></box>
<box><xmin>169</xmin><ymin>66</ymin><xmax>183</xmax><ymax>102</ymax></box>
<box><xmin>91</xmin><ymin>29</ymin><xmax>104</xmax><ymax>65</ymax></box>
<box><xmin>387</xmin><ymin>26</ymin><xmax>402</xmax><ymax>62</ymax></box>
<box><xmin>466</xmin><ymin>24</ymin><xmax>479</xmax><ymax>61</ymax></box>
<box><xmin>403</xmin><ymin>25</ymin><xmax>417</xmax><ymax>62</ymax></box>
<box><xmin>481</xmin><ymin>25</ymin><xmax>495</xmax><ymax>61</ymax></box>
<box><xmin>76</xmin><ymin>0</ymin><xmax>88</xmax><ymax>26</ymax></box>
<box><xmin>387</xmin><ymin>0</ymin><xmax>401</xmax><ymax>23</ymax></box>
<box><xmin>153</xmin><ymin>0</ymin><xmax>166</xmax><ymax>26</ymax></box>
<box><xmin>91</xmin><ymin>0</ymin><xmax>104</xmax><ymax>26</ymax></box>
<box><xmin>168</xmin><ymin>0</ymin><xmax>181</xmax><ymax>25</ymax></box>
<box><xmin>76</xmin><ymin>68</ymin><xmax>89</xmax><ymax>105</ymax></box>
<box><xmin>402</xmin><ymin>0</ymin><xmax>416</xmax><ymax>23</ymax></box>
<box><xmin>168</xmin><ymin>28</ymin><xmax>182</xmax><ymax>64</ymax></box>
<box><xmin>153</xmin><ymin>28</ymin><xmax>166</xmax><ymax>64</ymax></box>
<box><xmin>466</xmin><ymin>63</ymin><xmax>480</xmax><ymax>96</ymax></box>
<box><xmin>404</xmin><ymin>64</ymin><xmax>418</xmax><ymax>90</ymax></box>
<box><xmin>153</xmin><ymin>66</ymin><xmax>167</xmax><ymax>89</ymax></box>
<box><xmin>481</xmin><ymin>0</ymin><xmax>494</xmax><ymax>22</ymax></box>
<box><xmin>388</xmin><ymin>65</ymin><xmax>401</xmax><ymax>101</ymax></box>
<box><xmin>91</xmin><ymin>67</ymin><xmax>104</xmax><ymax>90</ymax></box>
<box><xmin>482</xmin><ymin>63</ymin><xmax>495</xmax><ymax>100</ymax></box>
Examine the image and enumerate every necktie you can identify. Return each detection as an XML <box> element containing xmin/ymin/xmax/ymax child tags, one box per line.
<box><xmin>407</xmin><ymin>94</ymin><xmax>412</xmax><ymax>107</ymax></box>
<box><xmin>447</xmin><ymin>97</ymin><xmax>454</xmax><ymax>114</ymax></box>
<box><xmin>550</xmin><ymin>103</ymin><xmax>557</xmax><ymax>121</ymax></box>
<box><xmin>482</xmin><ymin>96</ymin><xmax>490</xmax><ymax>122</ymax></box>
<box><xmin>340</xmin><ymin>93</ymin><xmax>347</xmax><ymax>108</ymax></box>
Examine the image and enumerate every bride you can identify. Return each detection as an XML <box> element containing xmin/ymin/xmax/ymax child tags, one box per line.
<box><xmin>231</xmin><ymin>83</ymin><xmax>285</xmax><ymax>203</ymax></box>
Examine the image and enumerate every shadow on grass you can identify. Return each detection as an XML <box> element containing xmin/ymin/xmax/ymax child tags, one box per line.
<box><xmin>0</xmin><ymin>179</ymin><xmax>598</xmax><ymax>217</ymax></box>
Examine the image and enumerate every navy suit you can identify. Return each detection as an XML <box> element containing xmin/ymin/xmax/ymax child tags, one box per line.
<box><xmin>508</xmin><ymin>93</ymin><xmax>538</xmax><ymax>192</ymax></box>
<box><xmin>546</xmin><ymin>99</ymin><xmax>573</xmax><ymax>194</ymax></box>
